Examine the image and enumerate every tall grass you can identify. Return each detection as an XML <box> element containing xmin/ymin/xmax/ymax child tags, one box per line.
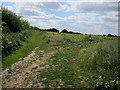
<box><xmin>44</xmin><ymin>32</ymin><xmax>119</xmax><ymax>88</ymax></box>
<box><xmin>75</xmin><ymin>38</ymin><xmax>119</xmax><ymax>88</ymax></box>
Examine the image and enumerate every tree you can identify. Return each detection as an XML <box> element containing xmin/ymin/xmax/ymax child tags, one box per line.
<box><xmin>2</xmin><ymin>7</ymin><xmax>31</xmax><ymax>33</ymax></box>
<box><xmin>2</xmin><ymin>7</ymin><xmax>23</xmax><ymax>32</ymax></box>
<box><xmin>103</xmin><ymin>34</ymin><xmax>106</xmax><ymax>36</ymax></box>
<box><xmin>89</xmin><ymin>35</ymin><xmax>91</xmax><ymax>38</ymax></box>
<box><xmin>108</xmin><ymin>34</ymin><xmax>114</xmax><ymax>37</ymax></box>
<box><xmin>61</xmin><ymin>29</ymin><xmax>68</xmax><ymax>33</ymax></box>
<box><xmin>46</xmin><ymin>28</ymin><xmax>59</xmax><ymax>32</ymax></box>
<box><xmin>21</xmin><ymin>19</ymin><xmax>30</xmax><ymax>30</ymax></box>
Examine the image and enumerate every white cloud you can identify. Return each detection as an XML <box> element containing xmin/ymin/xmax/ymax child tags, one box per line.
<box><xmin>13</xmin><ymin>2</ymin><xmax>118</xmax><ymax>35</ymax></box>
<box><xmin>67</xmin><ymin>2</ymin><xmax>118</xmax><ymax>12</ymax></box>
<box><xmin>32</xmin><ymin>2</ymin><xmax>62</xmax><ymax>10</ymax></box>
<box><xmin>4</xmin><ymin>6</ymin><xmax>13</xmax><ymax>10</ymax></box>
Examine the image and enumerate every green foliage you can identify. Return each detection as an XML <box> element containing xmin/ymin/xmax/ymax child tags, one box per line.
<box><xmin>7</xmin><ymin>69</ymin><xmax>12</xmax><ymax>74</ymax></box>
<box><xmin>2</xmin><ymin>25</ymin><xmax>10</xmax><ymax>33</ymax></box>
<box><xmin>2</xmin><ymin>7</ymin><xmax>22</xmax><ymax>32</ymax></box>
<box><xmin>29</xmin><ymin>26</ymin><xmax>42</xmax><ymax>31</ymax></box>
<box><xmin>31</xmin><ymin>66</ymin><xmax>38</xmax><ymax>71</ymax></box>
<box><xmin>2</xmin><ymin>7</ymin><xmax>30</xmax><ymax>33</ymax></box>
<box><xmin>2</xmin><ymin>30</ymin><xmax>34</xmax><ymax>58</ymax></box>
<box><xmin>1</xmin><ymin>7</ymin><xmax>35</xmax><ymax>59</ymax></box>
<box><xmin>20</xmin><ymin>19</ymin><xmax>30</xmax><ymax>30</ymax></box>
<box><xmin>2</xmin><ymin>31</ymin><xmax>50</xmax><ymax>70</ymax></box>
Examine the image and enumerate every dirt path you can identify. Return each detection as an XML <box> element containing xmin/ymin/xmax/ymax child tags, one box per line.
<box><xmin>2</xmin><ymin>47</ymin><xmax>56</xmax><ymax>88</ymax></box>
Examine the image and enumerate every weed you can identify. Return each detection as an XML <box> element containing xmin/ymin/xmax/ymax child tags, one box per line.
<box><xmin>7</xmin><ymin>69</ymin><xmax>12</xmax><ymax>74</ymax></box>
<box><xmin>31</xmin><ymin>66</ymin><xmax>38</xmax><ymax>71</ymax></box>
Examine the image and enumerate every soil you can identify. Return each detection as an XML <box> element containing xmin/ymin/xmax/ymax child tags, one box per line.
<box><xmin>2</xmin><ymin>47</ymin><xmax>57</xmax><ymax>88</ymax></box>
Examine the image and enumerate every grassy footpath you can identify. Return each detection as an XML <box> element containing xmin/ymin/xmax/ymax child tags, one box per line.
<box><xmin>2</xmin><ymin>31</ymin><xmax>47</xmax><ymax>70</ymax></box>
<box><xmin>2</xmin><ymin>31</ymin><xmax>119</xmax><ymax>89</ymax></box>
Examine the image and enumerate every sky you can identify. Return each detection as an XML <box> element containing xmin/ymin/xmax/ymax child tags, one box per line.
<box><xmin>0</xmin><ymin>0</ymin><xmax>119</xmax><ymax>35</ymax></box>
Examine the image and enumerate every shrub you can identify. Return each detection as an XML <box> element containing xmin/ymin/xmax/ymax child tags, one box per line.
<box><xmin>2</xmin><ymin>30</ymin><xmax>34</xmax><ymax>58</ymax></box>
<box><xmin>2</xmin><ymin>7</ymin><xmax>30</xmax><ymax>33</ymax></box>
<box><xmin>46</xmin><ymin>28</ymin><xmax>59</xmax><ymax>32</ymax></box>
<box><xmin>2</xmin><ymin>7</ymin><xmax>22</xmax><ymax>32</ymax></box>
<box><xmin>61</xmin><ymin>29</ymin><xmax>68</xmax><ymax>33</ymax></box>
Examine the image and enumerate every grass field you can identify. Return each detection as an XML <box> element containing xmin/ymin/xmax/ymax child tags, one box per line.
<box><xmin>2</xmin><ymin>31</ymin><xmax>120</xmax><ymax>89</ymax></box>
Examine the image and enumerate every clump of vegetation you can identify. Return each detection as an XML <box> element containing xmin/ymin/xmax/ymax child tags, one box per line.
<box><xmin>7</xmin><ymin>69</ymin><xmax>12</xmax><ymax>74</ymax></box>
<box><xmin>2</xmin><ymin>30</ymin><xmax>34</xmax><ymax>58</ymax></box>
<box><xmin>61</xmin><ymin>29</ymin><xmax>68</xmax><ymax>33</ymax></box>
<box><xmin>45</xmin><ymin>28</ymin><xmax>59</xmax><ymax>32</ymax></box>
<box><xmin>2</xmin><ymin>7</ymin><xmax>30</xmax><ymax>33</ymax></box>
<box><xmin>1</xmin><ymin>7</ymin><xmax>36</xmax><ymax>58</ymax></box>
<box><xmin>31</xmin><ymin>66</ymin><xmax>38</xmax><ymax>71</ymax></box>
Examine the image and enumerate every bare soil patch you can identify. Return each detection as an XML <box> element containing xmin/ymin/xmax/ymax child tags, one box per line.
<box><xmin>2</xmin><ymin>47</ymin><xmax>56</xmax><ymax>88</ymax></box>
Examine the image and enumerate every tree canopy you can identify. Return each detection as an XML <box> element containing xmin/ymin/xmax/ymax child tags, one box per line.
<box><xmin>2</xmin><ymin>7</ymin><xmax>30</xmax><ymax>33</ymax></box>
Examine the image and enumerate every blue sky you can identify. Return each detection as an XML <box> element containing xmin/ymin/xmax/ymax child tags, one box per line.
<box><xmin>0</xmin><ymin>1</ymin><xmax>118</xmax><ymax>35</ymax></box>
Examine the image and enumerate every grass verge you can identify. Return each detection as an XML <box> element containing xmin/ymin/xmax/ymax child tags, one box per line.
<box><xmin>2</xmin><ymin>31</ymin><xmax>46</xmax><ymax>70</ymax></box>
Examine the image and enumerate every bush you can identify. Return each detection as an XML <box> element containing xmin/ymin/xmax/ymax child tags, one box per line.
<box><xmin>2</xmin><ymin>30</ymin><xmax>34</xmax><ymax>58</ymax></box>
<box><xmin>45</xmin><ymin>28</ymin><xmax>59</xmax><ymax>32</ymax></box>
<box><xmin>2</xmin><ymin>7</ymin><xmax>30</xmax><ymax>33</ymax></box>
<box><xmin>2</xmin><ymin>7</ymin><xmax>22</xmax><ymax>32</ymax></box>
<box><xmin>1</xmin><ymin>7</ymin><xmax>35</xmax><ymax>58</ymax></box>
<box><xmin>61</xmin><ymin>29</ymin><xmax>68</xmax><ymax>33</ymax></box>
<box><xmin>108</xmin><ymin>34</ymin><xmax>114</xmax><ymax>37</ymax></box>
